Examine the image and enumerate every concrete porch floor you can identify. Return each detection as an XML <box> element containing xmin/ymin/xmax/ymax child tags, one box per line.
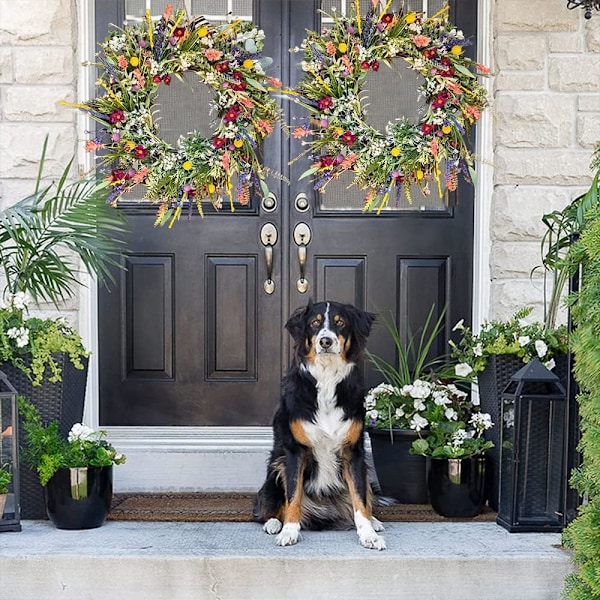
<box><xmin>0</xmin><ymin>520</ymin><xmax>574</xmax><ymax>600</ymax></box>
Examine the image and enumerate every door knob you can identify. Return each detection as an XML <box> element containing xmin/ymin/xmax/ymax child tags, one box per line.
<box><xmin>260</xmin><ymin>223</ymin><xmax>278</xmax><ymax>294</ymax></box>
<box><xmin>294</xmin><ymin>192</ymin><xmax>309</xmax><ymax>212</ymax></box>
<box><xmin>293</xmin><ymin>223</ymin><xmax>311</xmax><ymax>294</ymax></box>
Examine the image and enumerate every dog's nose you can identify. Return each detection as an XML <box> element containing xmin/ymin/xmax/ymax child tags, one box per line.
<box><xmin>319</xmin><ymin>336</ymin><xmax>334</xmax><ymax>349</ymax></box>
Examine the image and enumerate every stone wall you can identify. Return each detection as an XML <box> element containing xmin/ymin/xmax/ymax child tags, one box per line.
<box><xmin>490</xmin><ymin>0</ymin><xmax>600</xmax><ymax>322</ymax></box>
<box><xmin>0</xmin><ymin>0</ymin><xmax>599</xmax><ymax>327</ymax></box>
<box><xmin>0</xmin><ymin>0</ymin><xmax>79</xmax><ymax>321</ymax></box>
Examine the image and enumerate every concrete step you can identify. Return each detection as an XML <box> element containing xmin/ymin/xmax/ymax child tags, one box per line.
<box><xmin>1</xmin><ymin>520</ymin><xmax>574</xmax><ymax>600</ymax></box>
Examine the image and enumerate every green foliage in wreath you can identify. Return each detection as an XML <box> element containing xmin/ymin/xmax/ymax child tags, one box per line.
<box><xmin>288</xmin><ymin>1</ymin><xmax>489</xmax><ymax>211</ymax></box>
<box><xmin>71</xmin><ymin>5</ymin><xmax>282</xmax><ymax>226</ymax></box>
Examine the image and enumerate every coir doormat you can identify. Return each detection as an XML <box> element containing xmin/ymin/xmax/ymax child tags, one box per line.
<box><xmin>108</xmin><ymin>492</ymin><xmax>497</xmax><ymax>523</ymax></box>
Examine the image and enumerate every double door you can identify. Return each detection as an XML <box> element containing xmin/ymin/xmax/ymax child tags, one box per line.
<box><xmin>96</xmin><ymin>0</ymin><xmax>476</xmax><ymax>427</ymax></box>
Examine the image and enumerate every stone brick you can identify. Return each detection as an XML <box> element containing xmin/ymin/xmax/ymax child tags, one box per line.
<box><xmin>14</xmin><ymin>47</ymin><xmax>74</xmax><ymax>84</ymax></box>
<box><xmin>495</xmin><ymin>72</ymin><xmax>546</xmax><ymax>92</ymax></box>
<box><xmin>0</xmin><ymin>124</ymin><xmax>76</xmax><ymax>179</ymax></box>
<box><xmin>495</xmin><ymin>34</ymin><xmax>546</xmax><ymax>70</ymax></box>
<box><xmin>489</xmin><ymin>280</ymin><xmax>548</xmax><ymax>323</ymax></box>
<box><xmin>548</xmin><ymin>32</ymin><xmax>584</xmax><ymax>53</ymax></box>
<box><xmin>577</xmin><ymin>112</ymin><xmax>600</xmax><ymax>147</ymax></box>
<box><xmin>585</xmin><ymin>18</ymin><xmax>600</xmax><ymax>52</ymax></box>
<box><xmin>0</xmin><ymin>47</ymin><xmax>14</xmax><ymax>84</ymax></box>
<box><xmin>3</xmin><ymin>85</ymin><xmax>74</xmax><ymax>121</ymax></box>
<box><xmin>0</xmin><ymin>0</ymin><xmax>75</xmax><ymax>46</ymax></box>
<box><xmin>495</xmin><ymin>94</ymin><xmax>575</xmax><ymax>148</ymax></box>
<box><xmin>496</xmin><ymin>0</ymin><xmax>578</xmax><ymax>32</ymax></box>
<box><xmin>490</xmin><ymin>240</ymin><xmax>543</xmax><ymax>279</ymax></box>
<box><xmin>492</xmin><ymin>186</ymin><xmax>573</xmax><ymax>241</ymax></box>
<box><xmin>548</xmin><ymin>56</ymin><xmax>600</xmax><ymax>92</ymax></box>
<box><xmin>494</xmin><ymin>147</ymin><xmax>596</xmax><ymax>186</ymax></box>
<box><xmin>0</xmin><ymin>178</ymin><xmax>42</xmax><ymax>210</ymax></box>
<box><xmin>578</xmin><ymin>94</ymin><xmax>600</xmax><ymax>111</ymax></box>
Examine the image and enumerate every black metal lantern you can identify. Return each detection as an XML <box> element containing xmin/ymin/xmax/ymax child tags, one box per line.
<box><xmin>567</xmin><ymin>0</ymin><xmax>600</xmax><ymax>19</ymax></box>
<box><xmin>497</xmin><ymin>358</ymin><xmax>568</xmax><ymax>533</ymax></box>
<box><xmin>0</xmin><ymin>370</ymin><xmax>21</xmax><ymax>532</ymax></box>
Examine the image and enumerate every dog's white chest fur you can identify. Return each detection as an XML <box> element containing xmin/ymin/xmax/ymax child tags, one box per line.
<box><xmin>302</xmin><ymin>355</ymin><xmax>355</xmax><ymax>493</ymax></box>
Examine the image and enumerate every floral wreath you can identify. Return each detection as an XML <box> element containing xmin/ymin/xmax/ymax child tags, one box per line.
<box><xmin>289</xmin><ymin>2</ymin><xmax>490</xmax><ymax>212</ymax></box>
<box><xmin>70</xmin><ymin>5</ymin><xmax>282</xmax><ymax>226</ymax></box>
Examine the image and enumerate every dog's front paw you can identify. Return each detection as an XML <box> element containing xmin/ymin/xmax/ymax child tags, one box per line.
<box><xmin>263</xmin><ymin>518</ymin><xmax>283</xmax><ymax>535</ymax></box>
<box><xmin>371</xmin><ymin>517</ymin><xmax>385</xmax><ymax>532</ymax></box>
<box><xmin>359</xmin><ymin>531</ymin><xmax>387</xmax><ymax>551</ymax></box>
<box><xmin>276</xmin><ymin>522</ymin><xmax>301</xmax><ymax>547</ymax></box>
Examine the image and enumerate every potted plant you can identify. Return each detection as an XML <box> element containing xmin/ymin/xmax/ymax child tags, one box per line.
<box><xmin>449</xmin><ymin>308</ymin><xmax>569</xmax><ymax>509</ymax></box>
<box><xmin>0</xmin><ymin>463</ymin><xmax>11</xmax><ymax>516</ymax></box>
<box><xmin>365</xmin><ymin>306</ymin><xmax>452</xmax><ymax>503</ymax></box>
<box><xmin>0</xmin><ymin>135</ymin><xmax>128</xmax><ymax>518</ymax></box>
<box><xmin>410</xmin><ymin>386</ymin><xmax>494</xmax><ymax>518</ymax></box>
<box><xmin>19</xmin><ymin>397</ymin><xmax>126</xmax><ymax>529</ymax></box>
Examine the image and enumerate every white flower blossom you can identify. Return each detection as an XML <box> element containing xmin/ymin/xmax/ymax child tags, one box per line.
<box><xmin>469</xmin><ymin>412</ymin><xmax>494</xmax><ymax>432</ymax></box>
<box><xmin>535</xmin><ymin>339</ymin><xmax>548</xmax><ymax>358</ymax></box>
<box><xmin>7</xmin><ymin>326</ymin><xmax>29</xmax><ymax>348</ymax></box>
<box><xmin>545</xmin><ymin>358</ymin><xmax>556</xmax><ymax>371</ymax></box>
<box><xmin>518</xmin><ymin>335</ymin><xmax>530</xmax><ymax>347</ymax></box>
<box><xmin>68</xmin><ymin>423</ymin><xmax>100</xmax><ymax>443</ymax></box>
<box><xmin>410</xmin><ymin>414</ymin><xmax>429</xmax><ymax>432</ymax></box>
<box><xmin>445</xmin><ymin>408</ymin><xmax>458</xmax><ymax>421</ymax></box>
<box><xmin>451</xmin><ymin>429</ymin><xmax>468</xmax><ymax>448</ymax></box>
<box><xmin>473</xmin><ymin>342</ymin><xmax>483</xmax><ymax>357</ymax></box>
<box><xmin>452</xmin><ymin>319</ymin><xmax>465</xmax><ymax>331</ymax></box>
<box><xmin>455</xmin><ymin>363</ymin><xmax>473</xmax><ymax>377</ymax></box>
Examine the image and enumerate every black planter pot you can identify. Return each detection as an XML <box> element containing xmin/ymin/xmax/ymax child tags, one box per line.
<box><xmin>427</xmin><ymin>456</ymin><xmax>487</xmax><ymax>518</ymax></box>
<box><xmin>44</xmin><ymin>465</ymin><xmax>113</xmax><ymax>530</ymax></box>
<box><xmin>368</xmin><ymin>428</ymin><xmax>429</xmax><ymax>504</ymax></box>
<box><xmin>1</xmin><ymin>354</ymin><xmax>89</xmax><ymax>519</ymax></box>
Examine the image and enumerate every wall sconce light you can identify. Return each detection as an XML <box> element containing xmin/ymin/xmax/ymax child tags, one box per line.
<box><xmin>567</xmin><ymin>0</ymin><xmax>600</xmax><ymax>19</ymax></box>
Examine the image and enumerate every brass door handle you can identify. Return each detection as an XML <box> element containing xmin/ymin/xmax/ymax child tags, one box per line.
<box><xmin>260</xmin><ymin>223</ymin><xmax>277</xmax><ymax>294</ymax></box>
<box><xmin>293</xmin><ymin>223</ymin><xmax>311</xmax><ymax>294</ymax></box>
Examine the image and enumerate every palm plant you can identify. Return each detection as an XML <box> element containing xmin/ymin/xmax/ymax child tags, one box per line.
<box><xmin>367</xmin><ymin>304</ymin><xmax>452</xmax><ymax>390</ymax></box>
<box><xmin>0</xmin><ymin>136</ymin><xmax>128</xmax><ymax>306</ymax></box>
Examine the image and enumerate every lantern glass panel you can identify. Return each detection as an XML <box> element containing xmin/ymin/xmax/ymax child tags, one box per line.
<box><xmin>0</xmin><ymin>385</ymin><xmax>21</xmax><ymax>532</ymax></box>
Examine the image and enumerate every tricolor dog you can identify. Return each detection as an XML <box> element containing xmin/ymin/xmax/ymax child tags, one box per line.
<box><xmin>253</xmin><ymin>300</ymin><xmax>386</xmax><ymax>550</ymax></box>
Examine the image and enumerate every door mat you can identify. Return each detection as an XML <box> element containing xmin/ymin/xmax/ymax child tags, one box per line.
<box><xmin>108</xmin><ymin>492</ymin><xmax>497</xmax><ymax>523</ymax></box>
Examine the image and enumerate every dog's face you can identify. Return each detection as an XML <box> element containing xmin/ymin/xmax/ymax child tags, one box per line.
<box><xmin>285</xmin><ymin>300</ymin><xmax>375</xmax><ymax>363</ymax></box>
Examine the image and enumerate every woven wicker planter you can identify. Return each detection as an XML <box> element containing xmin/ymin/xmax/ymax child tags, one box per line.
<box><xmin>2</xmin><ymin>354</ymin><xmax>89</xmax><ymax>519</ymax></box>
<box><xmin>478</xmin><ymin>353</ymin><xmax>568</xmax><ymax>510</ymax></box>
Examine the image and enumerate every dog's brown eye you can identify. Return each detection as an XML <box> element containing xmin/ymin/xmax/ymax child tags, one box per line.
<box><xmin>334</xmin><ymin>317</ymin><xmax>345</xmax><ymax>328</ymax></box>
<box><xmin>311</xmin><ymin>318</ymin><xmax>321</xmax><ymax>327</ymax></box>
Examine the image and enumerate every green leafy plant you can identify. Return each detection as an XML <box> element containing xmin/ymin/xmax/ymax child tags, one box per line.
<box><xmin>539</xmin><ymin>153</ymin><xmax>600</xmax><ymax>329</ymax></box>
<box><xmin>404</xmin><ymin>381</ymin><xmax>494</xmax><ymax>459</ymax></box>
<box><xmin>0</xmin><ymin>136</ymin><xmax>128</xmax><ymax>384</ymax></box>
<box><xmin>367</xmin><ymin>304</ymin><xmax>451</xmax><ymax>390</ymax></box>
<box><xmin>561</xmin><ymin>143</ymin><xmax>600</xmax><ymax>600</ymax></box>
<box><xmin>0</xmin><ymin>463</ymin><xmax>11</xmax><ymax>494</ymax></box>
<box><xmin>19</xmin><ymin>396</ymin><xmax>126</xmax><ymax>486</ymax></box>
<box><xmin>0</xmin><ymin>135</ymin><xmax>127</xmax><ymax>306</ymax></box>
<box><xmin>449</xmin><ymin>307</ymin><xmax>568</xmax><ymax>379</ymax></box>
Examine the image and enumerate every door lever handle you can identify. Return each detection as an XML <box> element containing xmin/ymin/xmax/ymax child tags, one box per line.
<box><xmin>293</xmin><ymin>223</ymin><xmax>311</xmax><ymax>294</ymax></box>
<box><xmin>260</xmin><ymin>223</ymin><xmax>278</xmax><ymax>295</ymax></box>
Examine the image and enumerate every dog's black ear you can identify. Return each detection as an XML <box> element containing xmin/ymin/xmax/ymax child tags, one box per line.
<box><xmin>343</xmin><ymin>305</ymin><xmax>376</xmax><ymax>339</ymax></box>
<box><xmin>285</xmin><ymin>303</ymin><xmax>310</xmax><ymax>342</ymax></box>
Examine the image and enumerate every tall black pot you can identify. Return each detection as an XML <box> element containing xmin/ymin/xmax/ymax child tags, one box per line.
<box><xmin>368</xmin><ymin>428</ymin><xmax>429</xmax><ymax>503</ymax></box>
<box><xmin>44</xmin><ymin>465</ymin><xmax>113</xmax><ymax>530</ymax></box>
<box><xmin>1</xmin><ymin>354</ymin><xmax>89</xmax><ymax>519</ymax></box>
<box><xmin>427</xmin><ymin>456</ymin><xmax>487</xmax><ymax>518</ymax></box>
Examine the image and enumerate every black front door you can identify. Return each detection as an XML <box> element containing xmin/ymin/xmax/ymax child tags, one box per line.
<box><xmin>97</xmin><ymin>0</ymin><xmax>476</xmax><ymax>427</ymax></box>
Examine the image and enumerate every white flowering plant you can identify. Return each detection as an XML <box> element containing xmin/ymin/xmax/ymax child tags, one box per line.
<box><xmin>19</xmin><ymin>397</ymin><xmax>126</xmax><ymax>486</ymax></box>
<box><xmin>0</xmin><ymin>293</ymin><xmax>88</xmax><ymax>385</ymax></box>
<box><xmin>448</xmin><ymin>307</ymin><xmax>569</xmax><ymax>380</ymax></box>
<box><xmin>404</xmin><ymin>383</ymin><xmax>494</xmax><ymax>460</ymax></box>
